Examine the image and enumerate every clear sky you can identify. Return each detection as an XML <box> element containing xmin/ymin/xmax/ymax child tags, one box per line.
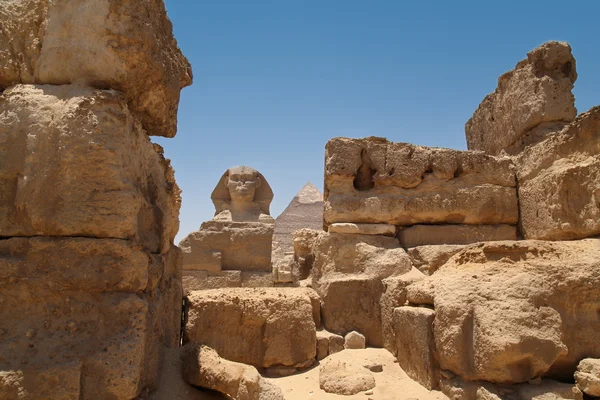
<box><xmin>157</xmin><ymin>0</ymin><xmax>600</xmax><ymax>242</ymax></box>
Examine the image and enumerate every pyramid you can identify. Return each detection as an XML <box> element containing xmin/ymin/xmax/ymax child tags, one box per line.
<box><xmin>273</xmin><ymin>182</ymin><xmax>324</xmax><ymax>255</ymax></box>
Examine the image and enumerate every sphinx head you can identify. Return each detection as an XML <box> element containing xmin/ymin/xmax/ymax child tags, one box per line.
<box><xmin>211</xmin><ymin>166</ymin><xmax>273</xmax><ymax>216</ymax></box>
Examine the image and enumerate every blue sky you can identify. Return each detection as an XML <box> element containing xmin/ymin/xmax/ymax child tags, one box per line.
<box><xmin>157</xmin><ymin>1</ymin><xmax>600</xmax><ymax>242</ymax></box>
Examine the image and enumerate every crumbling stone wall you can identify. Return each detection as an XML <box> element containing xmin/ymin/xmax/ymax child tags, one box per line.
<box><xmin>0</xmin><ymin>1</ymin><xmax>191</xmax><ymax>398</ymax></box>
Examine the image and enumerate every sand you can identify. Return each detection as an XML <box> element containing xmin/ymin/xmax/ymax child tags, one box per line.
<box><xmin>265</xmin><ymin>348</ymin><xmax>448</xmax><ymax>400</ymax></box>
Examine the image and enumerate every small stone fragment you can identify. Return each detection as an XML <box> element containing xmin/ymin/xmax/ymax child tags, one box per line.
<box><xmin>344</xmin><ymin>331</ymin><xmax>366</xmax><ymax>349</ymax></box>
<box><xmin>575</xmin><ymin>358</ymin><xmax>600</xmax><ymax>397</ymax></box>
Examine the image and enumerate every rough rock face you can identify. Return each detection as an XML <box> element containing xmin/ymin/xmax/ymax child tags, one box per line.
<box><xmin>0</xmin><ymin>0</ymin><xmax>192</xmax><ymax>138</ymax></box>
<box><xmin>273</xmin><ymin>182</ymin><xmax>323</xmax><ymax>255</ymax></box>
<box><xmin>407</xmin><ymin>245</ymin><xmax>466</xmax><ymax>275</ymax></box>
<box><xmin>182</xmin><ymin>344</ymin><xmax>284</xmax><ymax>400</ymax></box>
<box><xmin>0</xmin><ymin>84</ymin><xmax>181</xmax><ymax>255</ymax></box>
<box><xmin>517</xmin><ymin>107</ymin><xmax>600</xmax><ymax>240</ymax></box>
<box><xmin>393</xmin><ymin>307</ymin><xmax>439</xmax><ymax>390</ymax></box>
<box><xmin>319</xmin><ymin>358</ymin><xmax>376</xmax><ymax>395</ymax></box>
<box><xmin>292</xmin><ymin>228</ymin><xmax>324</xmax><ymax>280</ymax></box>
<box><xmin>311</xmin><ymin>233</ymin><xmax>412</xmax><ymax>346</ymax></box>
<box><xmin>185</xmin><ymin>288</ymin><xmax>318</xmax><ymax>369</ymax></box>
<box><xmin>380</xmin><ymin>268</ymin><xmax>426</xmax><ymax>354</ymax></box>
<box><xmin>324</xmin><ymin>137</ymin><xmax>518</xmax><ymax>228</ymax></box>
<box><xmin>180</xmin><ymin>221</ymin><xmax>274</xmax><ymax>272</ymax></box>
<box><xmin>407</xmin><ymin>239</ymin><xmax>600</xmax><ymax>384</ymax></box>
<box><xmin>0</xmin><ymin>243</ymin><xmax>182</xmax><ymax>399</ymax></box>
<box><xmin>574</xmin><ymin>358</ymin><xmax>600</xmax><ymax>397</ymax></box>
<box><xmin>398</xmin><ymin>224</ymin><xmax>517</xmax><ymax>248</ymax></box>
<box><xmin>465</xmin><ymin>41</ymin><xmax>577</xmax><ymax>155</ymax></box>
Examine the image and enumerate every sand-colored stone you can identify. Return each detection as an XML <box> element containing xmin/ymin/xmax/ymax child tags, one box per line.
<box><xmin>574</xmin><ymin>358</ymin><xmax>600</xmax><ymax>397</ymax></box>
<box><xmin>344</xmin><ymin>331</ymin><xmax>366</xmax><ymax>349</ymax></box>
<box><xmin>465</xmin><ymin>41</ymin><xmax>577</xmax><ymax>155</ymax></box>
<box><xmin>0</xmin><ymin>363</ymin><xmax>81</xmax><ymax>400</ymax></box>
<box><xmin>319</xmin><ymin>358</ymin><xmax>376</xmax><ymax>395</ymax></box>
<box><xmin>324</xmin><ymin>137</ymin><xmax>517</xmax><ymax>226</ymax></box>
<box><xmin>180</xmin><ymin>221</ymin><xmax>273</xmax><ymax>272</ymax></box>
<box><xmin>185</xmin><ymin>288</ymin><xmax>317</xmax><ymax>369</ymax></box>
<box><xmin>182</xmin><ymin>344</ymin><xmax>284</xmax><ymax>400</ymax></box>
<box><xmin>329</xmin><ymin>223</ymin><xmax>396</xmax><ymax>236</ymax></box>
<box><xmin>0</xmin><ymin>84</ymin><xmax>181</xmax><ymax>254</ymax></box>
<box><xmin>408</xmin><ymin>245</ymin><xmax>466</xmax><ymax>275</ymax></box>
<box><xmin>293</xmin><ymin>228</ymin><xmax>324</xmax><ymax>280</ymax></box>
<box><xmin>317</xmin><ymin>330</ymin><xmax>345</xmax><ymax>357</ymax></box>
<box><xmin>393</xmin><ymin>306</ymin><xmax>439</xmax><ymax>390</ymax></box>
<box><xmin>0</xmin><ymin>0</ymin><xmax>192</xmax><ymax>138</ymax></box>
<box><xmin>408</xmin><ymin>239</ymin><xmax>600</xmax><ymax>383</ymax></box>
<box><xmin>311</xmin><ymin>232</ymin><xmax>411</xmax><ymax>347</ymax></box>
<box><xmin>380</xmin><ymin>268</ymin><xmax>426</xmax><ymax>354</ymax></box>
<box><xmin>0</xmin><ymin>287</ymin><xmax>152</xmax><ymax>399</ymax></box>
<box><xmin>398</xmin><ymin>224</ymin><xmax>517</xmax><ymax>248</ymax></box>
<box><xmin>517</xmin><ymin>107</ymin><xmax>600</xmax><ymax>240</ymax></box>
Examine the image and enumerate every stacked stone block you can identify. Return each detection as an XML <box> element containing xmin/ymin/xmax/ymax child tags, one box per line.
<box><xmin>0</xmin><ymin>1</ymin><xmax>191</xmax><ymax>398</ymax></box>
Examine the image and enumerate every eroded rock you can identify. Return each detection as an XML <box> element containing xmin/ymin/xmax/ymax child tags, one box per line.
<box><xmin>0</xmin><ymin>0</ymin><xmax>192</xmax><ymax>138</ymax></box>
<box><xmin>185</xmin><ymin>288</ymin><xmax>317</xmax><ymax>369</ymax></box>
<box><xmin>574</xmin><ymin>358</ymin><xmax>600</xmax><ymax>397</ymax></box>
<box><xmin>465</xmin><ymin>41</ymin><xmax>577</xmax><ymax>155</ymax></box>
<box><xmin>319</xmin><ymin>358</ymin><xmax>376</xmax><ymax>395</ymax></box>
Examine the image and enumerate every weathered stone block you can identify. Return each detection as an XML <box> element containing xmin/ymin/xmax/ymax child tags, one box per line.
<box><xmin>0</xmin><ymin>363</ymin><xmax>81</xmax><ymax>400</ymax></box>
<box><xmin>328</xmin><ymin>223</ymin><xmax>396</xmax><ymax>236</ymax></box>
<box><xmin>466</xmin><ymin>41</ymin><xmax>577</xmax><ymax>155</ymax></box>
<box><xmin>180</xmin><ymin>221</ymin><xmax>273</xmax><ymax>272</ymax></box>
<box><xmin>324</xmin><ymin>137</ymin><xmax>518</xmax><ymax>226</ymax></box>
<box><xmin>0</xmin><ymin>237</ymin><xmax>152</xmax><ymax>292</ymax></box>
<box><xmin>185</xmin><ymin>288</ymin><xmax>317</xmax><ymax>369</ymax></box>
<box><xmin>393</xmin><ymin>306</ymin><xmax>440</xmax><ymax>390</ymax></box>
<box><xmin>517</xmin><ymin>107</ymin><xmax>600</xmax><ymax>240</ymax></box>
<box><xmin>398</xmin><ymin>224</ymin><xmax>517</xmax><ymax>248</ymax></box>
<box><xmin>408</xmin><ymin>239</ymin><xmax>600</xmax><ymax>383</ymax></box>
<box><xmin>575</xmin><ymin>358</ymin><xmax>600</xmax><ymax>397</ymax></box>
<box><xmin>0</xmin><ymin>0</ymin><xmax>192</xmax><ymax>138</ymax></box>
<box><xmin>0</xmin><ymin>287</ymin><xmax>152</xmax><ymax>399</ymax></box>
<box><xmin>407</xmin><ymin>245</ymin><xmax>466</xmax><ymax>275</ymax></box>
<box><xmin>0</xmin><ymin>84</ymin><xmax>181</xmax><ymax>254</ymax></box>
<box><xmin>319</xmin><ymin>277</ymin><xmax>385</xmax><ymax>347</ymax></box>
<box><xmin>380</xmin><ymin>268</ymin><xmax>425</xmax><ymax>354</ymax></box>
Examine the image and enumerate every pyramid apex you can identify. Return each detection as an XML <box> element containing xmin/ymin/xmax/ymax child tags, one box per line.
<box><xmin>297</xmin><ymin>182</ymin><xmax>323</xmax><ymax>204</ymax></box>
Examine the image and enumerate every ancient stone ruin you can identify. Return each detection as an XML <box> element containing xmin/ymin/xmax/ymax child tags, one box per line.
<box><xmin>1</xmin><ymin>2</ymin><xmax>600</xmax><ymax>398</ymax></box>
<box><xmin>0</xmin><ymin>0</ymin><xmax>191</xmax><ymax>398</ymax></box>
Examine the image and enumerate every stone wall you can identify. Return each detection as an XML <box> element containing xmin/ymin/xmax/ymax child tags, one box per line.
<box><xmin>0</xmin><ymin>1</ymin><xmax>190</xmax><ymax>398</ymax></box>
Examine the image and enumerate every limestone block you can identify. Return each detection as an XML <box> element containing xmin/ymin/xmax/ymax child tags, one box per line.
<box><xmin>380</xmin><ymin>268</ymin><xmax>426</xmax><ymax>354</ymax></box>
<box><xmin>344</xmin><ymin>331</ymin><xmax>366</xmax><ymax>349</ymax></box>
<box><xmin>517</xmin><ymin>107</ymin><xmax>600</xmax><ymax>240</ymax></box>
<box><xmin>466</xmin><ymin>41</ymin><xmax>577</xmax><ymax>155</ymax></box>
<box><xmin>0</xmin><ymin>0</ymin><xmax>192</xmax><ymax>138</ymax></box>
<box><xmin>312</xmin><ymin>233</ymin><xmax>410</xmax><ymax>283</ymax></box>
<box><xmin>182</xmin><ymin>270</ymin><xmax>242</xmax><ymax>293</ymax></box>
<box><xmin>324</xmin><ymin>137</ymin><xmax>518</xmax><ymax>226</ymax></box>
<box><xmin>0</xmin><ymin>287</ymin><xmax>152</xmax><ymax>399</ymax></box>
<box><xmin>319</xmin><ymin>358</ymin><xmax>375</xmax><ymax>395</ymax></box>
<box><xmin>328</xmin><ymin>223</ymin><xmax>396</xmax><ymax>236</ymax></box>
<box><xmin>180</xmin><ymin>221</ymin><xmax>273</xmax><ymax>272</ymax></box>
<box><xmin>241</xmin><ymin>271</ymin><xmax>275</xmax><ymax>287</ymax></box>
<box><xmin>575</xmin><ymin>358</ymin><xmax>600</xmax><ymax>397</ymax></box>
<box><xmin>408</xmin><ymin>245</ymin><xmax>466</xmax><ymax>275</ymax></box>
<box><xmin>293</xmin><ymin>228</ymin><xmax>324</xmax><ymax>279</ymax></box>
<box><xmin>408</xmin><ymin>239</ymin><xmax>600</xmax><ymax>383</ymax></box>
<box><xmin>0</xmin><ymin>237</ymin><xmax>150</xmax><ymax>292</ymax></box>
<box><xmin>182</xmin><ymin>344</ymin><xmax>284</xmax><ymax>400</ymax></box>
<box><xmin>316</xmin><ymin>333</ymin><xmax>330</xmax><ymax>360</ymax></box>
<box><xmin>398</xmin><ymin>224</ymin><xmax>517</xmax><ymax>248</ymax></box>
<box><xmin>185</xmin><ymin>288</ymin><xmax>317</xmax><ymax>369</ymax></box>
<box><xmin>319</xmin><ymin>277</ymin><xmax>385</xmax><ymax>347</ymax></box>
<box><xmin>0</xmin><ymin>363</ymin><xmax>81</xmax><ymax>400</ymax></box>
<box><xmin>0</xmin><ymin>84</ymin><xmax>181</xmax><ymax>254</ymax></box>
<box><xmin>393</xmin><ymin>306</ymin><xmax>440</xmax><ymax>390</ymax></box>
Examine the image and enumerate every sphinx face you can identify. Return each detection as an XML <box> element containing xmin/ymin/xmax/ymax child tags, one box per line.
<box><xmin>226</xmin><ymin>167</ymin><xmax>259</xmax><ymax>204</ymax></box>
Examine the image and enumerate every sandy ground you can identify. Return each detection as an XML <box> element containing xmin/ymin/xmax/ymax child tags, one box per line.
<box><xmin>150</xmin><ymin>347</ymin><xmax>448</xmax><ymax>400</ymax></box>
<box><xmin>265</xmin><ymin>348</ymin><xmax>448</xmax><ymax>400</ymax></box>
